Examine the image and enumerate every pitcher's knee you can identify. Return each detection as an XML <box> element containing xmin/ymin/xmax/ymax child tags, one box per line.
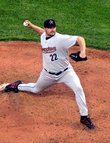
<box><xmin>74</xmin><ymin>85</ymin><xmax>84</xmax><ymax>94</ymax></box>
<box><xmin>30</xmin><ymin>87</ymin><xmax>41</xmax><ymax>93</ymax></box>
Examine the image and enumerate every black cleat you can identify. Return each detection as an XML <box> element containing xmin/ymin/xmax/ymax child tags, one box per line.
<box><xmin>5</xmin><ymin>80</ymin><xmax>22</xmax><ymax>93</ymax></box>
<box><xmin>80</xmin><ymin>116</ymin><xmax>95</xmax><ymax>129</ymax></box>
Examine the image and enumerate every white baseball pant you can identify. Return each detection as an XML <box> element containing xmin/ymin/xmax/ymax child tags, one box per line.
<box><xmin>18</xmin><ymin>67</ymin><xmax>88</xmax><ymax>116</ymax></box>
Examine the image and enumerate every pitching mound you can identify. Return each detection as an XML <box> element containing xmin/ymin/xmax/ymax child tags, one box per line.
<box><xmin>0</xmin><ymin>41</ymin><xmax>110</xmax><ymax>143</ymax></box>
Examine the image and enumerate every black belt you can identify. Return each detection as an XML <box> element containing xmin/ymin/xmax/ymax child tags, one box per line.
<box><xmin>44</xmin><ymin>67</ymin><xmax>68</xmax><ymax>76</ymax></box>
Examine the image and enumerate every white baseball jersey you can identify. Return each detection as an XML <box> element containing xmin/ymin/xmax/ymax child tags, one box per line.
<box><xmin>41</xmin><ymin>32</ymin><xmax>78</xmax><ymax>72</ymax></box>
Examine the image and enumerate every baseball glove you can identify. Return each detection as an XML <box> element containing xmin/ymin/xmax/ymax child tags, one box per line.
<box><xmin>69</xmin><ymin>51</ymin><xmax>87</xmax><ymax>62</ymax></box>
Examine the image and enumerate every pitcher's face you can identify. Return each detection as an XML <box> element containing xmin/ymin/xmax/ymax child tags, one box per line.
<box><xmin>45</xmin><ymin>27</ymin><xmax>56</xmax><ymax>37</ymax></box>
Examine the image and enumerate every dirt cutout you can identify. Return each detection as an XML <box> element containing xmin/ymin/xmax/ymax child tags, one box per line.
<box><xmin>0</xmin><ymin>41</ymin><xmax>110</xmax><ymax>143</ymax></box>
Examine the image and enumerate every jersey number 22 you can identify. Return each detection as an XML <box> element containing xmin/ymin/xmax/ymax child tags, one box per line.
<box><xmin>50</xmin><ymin>53</ymin><xmax>58</xmax><ymax>61</ymax></box>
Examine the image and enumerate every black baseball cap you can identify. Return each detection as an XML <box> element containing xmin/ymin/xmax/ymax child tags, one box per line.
<box><xmin>44</xmin><ymin>19</ymin><xmax>56</xmax><ymax>28</ymax></box>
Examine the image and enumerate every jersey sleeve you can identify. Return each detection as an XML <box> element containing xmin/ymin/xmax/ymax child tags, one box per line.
<box><xmin>61</xmin><ymin>35</ymin><xmax>78</xmax><ymax>49</ymax></box>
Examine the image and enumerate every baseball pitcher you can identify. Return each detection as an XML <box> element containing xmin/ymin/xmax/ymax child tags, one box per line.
<box><xmin>1</xmin><ymin>19</ymin><xmax>95</xmax><ymax>129</ymax></box>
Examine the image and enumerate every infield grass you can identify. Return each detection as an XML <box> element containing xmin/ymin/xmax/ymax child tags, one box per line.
<box><xmin>0</xmin><ymin>0</ymin><xmax>110</xmax><ymax>50</ymax></box>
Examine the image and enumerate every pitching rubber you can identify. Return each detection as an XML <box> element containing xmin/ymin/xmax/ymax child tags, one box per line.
<box><xmin>0</xmin><ymin>83</ymin><xmax>10</xmax><ymax>92</ymax></box>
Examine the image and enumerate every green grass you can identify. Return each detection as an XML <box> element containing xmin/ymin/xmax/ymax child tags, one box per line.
<box><xmin>0</xmin><ymin>0</ymin><xmax>110</xmax><ymax>50</ymax></box>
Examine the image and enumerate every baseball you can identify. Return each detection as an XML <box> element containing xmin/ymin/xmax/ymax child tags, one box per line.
<box><xmin>23</xmin><ymin>21</ymin><xmax>28</xmax><ymax>26</ymax></box>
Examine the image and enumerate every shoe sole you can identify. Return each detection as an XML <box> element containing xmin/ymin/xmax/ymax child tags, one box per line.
<box><xmin>0</xmin><ymin>83</ymin><xmax>10</xmax><ymax>91</ymax></box>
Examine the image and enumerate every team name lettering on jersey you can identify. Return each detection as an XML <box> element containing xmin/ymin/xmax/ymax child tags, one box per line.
<box><xmin>42</xmin><ymin>47</ymin><xmax>56</xmax><ymax>53</ymax></box>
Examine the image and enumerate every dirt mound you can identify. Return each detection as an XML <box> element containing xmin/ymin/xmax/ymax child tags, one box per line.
<box><xmin>0</xmin><ymin>41</ymin><xmax>110</xmax><ymax>143</ymax></box>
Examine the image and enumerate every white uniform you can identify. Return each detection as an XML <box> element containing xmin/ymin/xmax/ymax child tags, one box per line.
<box><xmin>18</xmin><ymin>32</ymin><xmax>88</xmax><ymax>116</ymax></box>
